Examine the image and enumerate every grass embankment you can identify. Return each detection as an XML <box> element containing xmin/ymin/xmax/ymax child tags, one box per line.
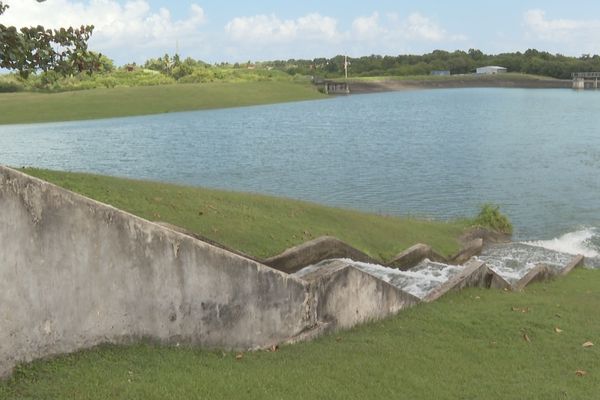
<box><xmin>2</xmin><ymin>269</ymin><xmax>599</xmax><ymax>399</ymax></box>
<box><xmin>350</xmin><ymin>72</ymin><xmax>560</xmax><ymax>82</ymax></box>
<box><xmin>347</xmin><ymin>73</ymin><xmax>570</xmax><ymax>93</ymax></box>
<box><xmin>22</xmin><ymin>168</ymin><xmax>468</xmax><ymax>260</ymax></box>
<box><xmin>0</xmin><ymin>81</ymin><xmax>325</xmax><ymax>125</ymax></box>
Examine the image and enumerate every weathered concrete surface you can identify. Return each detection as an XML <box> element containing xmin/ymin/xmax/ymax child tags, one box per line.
<box><xmin>263</xmin><ymin>236</ymin><xmax>378</xmax><ymax>274</ymax></box>
<box><xmin>423</xmin><ymin>260</ymin><xmax>489</xmax><ymax>302</ymax></box>
<box><xmin>387</xmin><ymin>243</ymin><xmax>446</xmax><ymax>270</ymax></box>
<box><xmin>301</xmin><ymin>260</ymin><xmax>420</xmax><ymax>329</ymax></box>
<box><xmin>450</xmin><ymin>238</ymin><xmax>483</xmax><ymax>265</ymax></box>
<box><xmin>559</xmin><ymin>254</ymin><xmax>585</xmax><ymax>276</ymax></box>
<box><xmin>0</xmin><ymin>166</ymin><xmax>315</xmax><ymax>378</ymax></box>
<box><xmin>512</xmin><ymin>265</ymin><xmax>554</xmax><ymax>291</ymax></box>
<box><xmin>155</xmin><ymin>221</ymin><xmax>263</xmax><ymax>265</ymax></box>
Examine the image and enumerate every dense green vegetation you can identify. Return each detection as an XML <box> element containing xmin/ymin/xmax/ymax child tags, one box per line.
<box><xmin>474</xmin><ymin>203</ymin><xmax>513</xmax><ymax>235</ymax></box>
<box><xmin>21</xmin><ymin>168</ymin><xmax>471</xmax><ymax>260</ymax></box>
<box><xmin>0</xmin><ymin>63</ymin><xmax>302</xmax><ymax>93</ymax></box>
<box><xmin>0</xmin><ymin>48</ymin><xmax>591</xmax><ymax>94</ymax></box>
<box><xmin>0</xmin><ymin>81</ymin><xmax>324</xmax><ymax>124</ymax></box>
<box><xmin>2</xmin><ymin>268</ymin><xmax>598</xmax><ymax>399</ymax></box>
<box><xmin>0</xmin><ymin>0</ymin><xmax>100</xmax><ymax>79</ymax></box>
<box><xmin>270</xmin><ymin>49</ymin><xmax>599</xmax><ymax>80</ymax></box>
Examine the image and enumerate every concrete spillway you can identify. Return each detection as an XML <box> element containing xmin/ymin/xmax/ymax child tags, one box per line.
<box><xmin>0</xmin><ymin>165</ymin><xmax>588</xmax><ymax>378</ymax></box>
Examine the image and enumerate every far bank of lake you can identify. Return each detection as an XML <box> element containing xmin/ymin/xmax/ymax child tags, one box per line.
<box><xmin>1</xmin><ymin>87</ymin><xmax>599</xmax><ymax>253</ymax></box>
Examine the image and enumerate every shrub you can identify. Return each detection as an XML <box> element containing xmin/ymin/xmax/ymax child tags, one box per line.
<box><xmin>474</xmin><ymin>203</ymin><xmax>513</xmax><ymax>234</ymax></box>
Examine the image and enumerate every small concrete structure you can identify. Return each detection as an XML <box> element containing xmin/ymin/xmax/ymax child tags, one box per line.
<box><xmin>324</xmin><ymin>81</ymin><xmax>350</xmax><ymax>95</ymax></box>
<box><xmin>476</xmin><ymin>66</ymin><xmax>507</xmax><ymax>75</ymax></box>
<box><xmin>572</xmin><ymin>72</ymin><xmax>600</xmax><ymax>90</ymax></box>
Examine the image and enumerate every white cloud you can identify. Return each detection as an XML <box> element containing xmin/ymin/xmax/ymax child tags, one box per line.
<box><xmin>351</xmin><ymin>12</ymin><xmax>465</xmax><ymax>44</ymax></box>
<box><xmin>352</xmin><ymin>12</ymin><xmax>383</xmax><ymax>40</ymax></box>
<box><xmin>0</xmin><ymin>0</ymin><xmax>207</xmax><ymax>60</ymax></box>
<box><xmin>522</xmin><ymin>9</ymin><xmax>600</xmax><ymax>54</ymax></box>
<box><xmin>404</xmin><ymin>13</ymin><xmax>445</xmax><ymax>41</ymax></box>
<box><xmin>524</xmin><ymin>9</ymin><xmax>600</xmax><ymax>42</ymax></box>
<box><xmin>225</xmin><ymin>13</ymin><xmax>341</xmax><ymax>44</ymax></box>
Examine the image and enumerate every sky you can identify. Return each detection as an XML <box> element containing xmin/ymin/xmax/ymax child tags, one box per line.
<box><xmin>2</xmin><ymin>0</ymin><xmax>600</xmax><ymax>65</ymax></box>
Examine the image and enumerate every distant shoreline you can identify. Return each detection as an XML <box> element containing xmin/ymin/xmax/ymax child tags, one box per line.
<box><xmin>347</xmin><ymin>75</ymin><xmax>571</xmax><ymax>94</ymax></box>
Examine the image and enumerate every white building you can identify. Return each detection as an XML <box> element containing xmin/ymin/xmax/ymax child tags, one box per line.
<box><xmin>476</xmin><ymin>66</ymin><xmax>507</xmax><ymax>75</ymax></box>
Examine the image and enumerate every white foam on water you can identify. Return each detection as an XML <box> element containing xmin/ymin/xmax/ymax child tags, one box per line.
<box><xmin>332</xmin><ymin>258</ymin><xmax>462</xmax><ymax>299</ymax></box>
<box><xmin>524</xmin><ymin>228</ymin><xmax>600</xmax><ymax>258</ymax></box>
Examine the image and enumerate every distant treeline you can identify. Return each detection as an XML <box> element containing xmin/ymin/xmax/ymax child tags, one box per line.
<box><xmin>265</xmin><ymin>49</ymin><xmax>600</xmax><ymax>79</ymax></box>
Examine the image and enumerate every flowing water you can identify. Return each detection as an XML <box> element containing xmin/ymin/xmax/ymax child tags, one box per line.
<box><xmin>1</xmin><ymin>88</ymin><xmax>599</xmax><ymax>256</ymax></box>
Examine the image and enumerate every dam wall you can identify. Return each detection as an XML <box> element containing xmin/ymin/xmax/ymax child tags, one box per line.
<box><xmin>0</xmin><ymin>166</ymin><xmax>315</xmax><ymax>377</ymax></box>
<box><xmin>0</xmin><ymin>166</ymin><xmax>417</xmax><ymax>377</ymax></box>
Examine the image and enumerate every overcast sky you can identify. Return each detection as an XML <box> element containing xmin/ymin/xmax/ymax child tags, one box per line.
<box><xmin>2</xmin><ymin>0</ymin><xmax>600</xmax><ymax>64</ymax></box>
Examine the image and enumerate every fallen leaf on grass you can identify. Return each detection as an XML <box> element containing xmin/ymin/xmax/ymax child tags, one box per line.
<box><xmin>554</xmin><ymin>327</ymin><xmax>563</xmax><ymax>334</ymax></box>
<box><xmin>336</xmin><ymin>336</ymin><xmax>342</xmax><ymax>342</ymax></box>
<box><xmin>523</xmin><ymin>333</ymin><xmax>531</xmax><ymax>343</ymax></box>
<box><xmin>235</xmin><ymin>352</ymin><xmax>244</xmax><ymax>360</ymax></box>
<box><xmin>267</xmin><ymin>344</ymin><xmax>279</xmax><ymax>352</ymax></box>
<box><xmin>582</xmin><ymin>341</ymin><xmax>594</xmax><ymax>348</ymax></box>
<box><xmin>576</xmin><ymin>370</ymin><xmax>588</xmax><ymax>377</ymax></box>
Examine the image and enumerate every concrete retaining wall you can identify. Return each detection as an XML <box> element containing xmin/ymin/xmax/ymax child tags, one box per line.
<box><xmin>300</xmin><ymin>260</ymin><xmax>420</xmax><ymax>329</ymax></box>
<box><xmin>0</xmin><ymin>167</ymin><xmax>315</xmax><ymax>377</ymax></box>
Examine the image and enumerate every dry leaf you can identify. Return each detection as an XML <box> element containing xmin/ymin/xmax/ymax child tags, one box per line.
<box><xmin>576</xmin><ymin>370</ymin><xmax>588</xmax><ymax>377</ymax></box>
<box><xmin>523</xmin><ymin>333</ymin><xmax>531</xmax><ymax>343</ymax></box>
<box><xmin>511</xmin><ymin>307</ymin><xmax>521</xmax><ymax>312</ymax></box>
<box><xmin>554</xmin><ymin>327</ymin><xmax>563</xmax><ymax>334</ymax></box>
<box><xmin>235</xmin><ymin>352</ymin><xmax>244</xmax><ymax>360</ymax></box>
<box><xmin>582</xmin><ymin>341</ymin><xmax>594</xmax><ymax>348</ymax></box>
<box><xmin>268</xmin><ymin>344</ymin><xmax>279</xmax><ymax>352</ymax></box>
<box><xmin>335</xmin><ymin>336</ymin><xmax>342</xmax><ymax>342</ymax></box>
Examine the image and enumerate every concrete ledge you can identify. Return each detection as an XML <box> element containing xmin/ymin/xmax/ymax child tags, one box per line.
<box><xmin>423</xmin><ymin>260</ymin><xmax>488</xmax><ymax>302</ymax></box>
<box><xmin>512</xmin><ymin>265</ymin><xmax>554</xmax><ymax>291</ymax></box>
<box><xmin>387</xmin><ymin>243</ymin><xmax>448</xmax><ymax>270</ymax></box>
<box><xmin>263</xmin><ymin>236</ymin><xmax>378</xmax><ymax>274</ymax></box>
<box><xmin>559</xmin><ymin>254</ymin><xmax>585</xmax><ymax>276</ymax></box>
<box><xmin>450</xmin><ymin>238</ymin><xmax>483</xmax><ymax>265</ymax></box>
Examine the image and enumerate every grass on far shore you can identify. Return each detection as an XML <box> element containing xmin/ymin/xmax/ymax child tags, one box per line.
<box><xmin>0</xmin><ymin>80</ymin><xmax>325</xmax><ymax>125</ymax></box>
<box><xmin>1</xmin><ymin>268</ymin><xmax>599</xmax><ymax>399</ymax></box>
<box><xmin>21</xmin><ymin>168</ymin><xmax>470</xmax><ymax>260</ymax></box>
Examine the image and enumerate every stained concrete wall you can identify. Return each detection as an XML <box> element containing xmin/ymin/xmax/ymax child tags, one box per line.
<box><xmin>301</xmin><ymin>260</ymin><xmax>420</xmax><ymax>329</ymax></box>
<box><xmin>0</xmin><ymin>166</ymin><xmax>315</xmax><ymax>377</ymax></box>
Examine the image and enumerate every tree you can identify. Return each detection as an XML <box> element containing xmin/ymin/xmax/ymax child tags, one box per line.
<box><xmin>0</xmin><ymin>0</ymin><xmax>100</xmax><ymax>78</ymax></box>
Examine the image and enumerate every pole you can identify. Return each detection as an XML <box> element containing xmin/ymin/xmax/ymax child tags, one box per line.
<box><xmin>344</xmin><ymin>55</ymin><xmax>348</xmax><ymax>80</ymax></box>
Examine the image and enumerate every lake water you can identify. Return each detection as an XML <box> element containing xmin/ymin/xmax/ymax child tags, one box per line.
<box><xmin>1</xmin><ymin>88</ymin><xmax>599</xmax><ymax>255</ymax></box>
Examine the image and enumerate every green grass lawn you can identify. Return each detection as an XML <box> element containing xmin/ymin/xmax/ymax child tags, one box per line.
<box><xmin>1</xmin><ymin>268</ymin><xmax>598</xmax><ymax>399</ymax></box>
<box><xmin>0</xmin><ymin>81</ymin><xmax>325</xmax><ymax>125</ymax></box>
<box><xmin>21</xmin><ymin>168</ymin><xmax>470</xmax><ymax>260</ymax></box>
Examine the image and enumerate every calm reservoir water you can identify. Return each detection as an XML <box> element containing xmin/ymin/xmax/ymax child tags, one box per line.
<box><xmin>2</xmin><ymin>88</ymin><xmax>599</xmax><ymax>255</ymax></box>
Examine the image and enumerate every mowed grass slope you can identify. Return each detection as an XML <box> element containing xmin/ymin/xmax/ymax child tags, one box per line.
<box><xmin>1</xmin><ymin>269</ymin><xmax>599</xmax><ymax>399</ymax></box>
<box><xmin>21</xmin><ymin>168</ymin><xmax>469</xmax><ymax>260</ymax></box>
<box><xmin>0</xmin><ymin>81</ymin><xmax>325</xmax><ymax>125</ymax></box>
